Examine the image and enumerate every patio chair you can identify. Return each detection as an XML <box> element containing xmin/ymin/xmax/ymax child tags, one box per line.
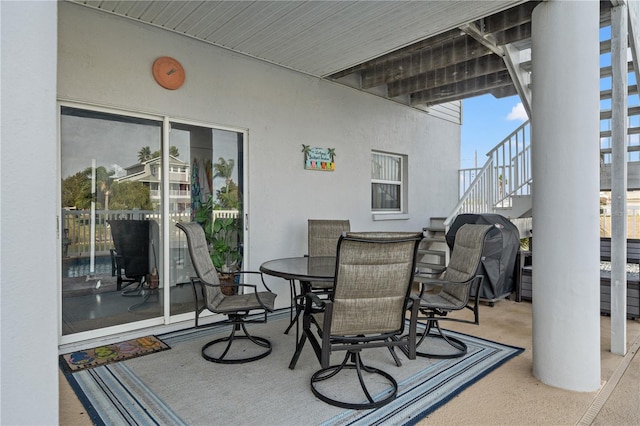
<box><xmin>284</xmin><ymin>219</ymin><xmax>350</xmax><ymax>335</ymax></box>
<box><xmin>176</xmin><ymin>222</ymin><xmax>277</xmax><ymax>364</ymax></box>
<box><xmin>412</xmin><ymin>223</ymin><xmax>493</xmax><ymax>358</ymax></box>
<box><xmin>291</xmin><ymin>231</ymin><xmax>422</xmax><ymax>409</ymax></box>
<box><xmin>108</xmin><ymin>219</ymin><xmax>152</xmax><ymax>292</ymax></box>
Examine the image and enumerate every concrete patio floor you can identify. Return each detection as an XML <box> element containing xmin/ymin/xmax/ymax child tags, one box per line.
<box><xmin>59</xmin><ymin>299</ymin><xmax>640</xmax><ymax>425</ymax></box>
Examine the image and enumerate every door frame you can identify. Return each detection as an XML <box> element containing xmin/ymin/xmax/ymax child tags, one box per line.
<box><xmin>57</xmin><ymin>101</ymin><xmax>249</xmax><ymax>348</ymax></box>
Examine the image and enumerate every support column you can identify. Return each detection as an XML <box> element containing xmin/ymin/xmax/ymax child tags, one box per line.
<box><xmin>611</xmin><ymin>4</ymin><xmax>629</xmax><ymax>355</ymax></box>
<box><xmin>531</xmin><ymin>1</ymin><xmax>601</xmax><ymax>391</ymax></box>
<box><xmin>1</xmin><ymin>1</ymin><xmax>59</xmax><ymax>424</ymax></box>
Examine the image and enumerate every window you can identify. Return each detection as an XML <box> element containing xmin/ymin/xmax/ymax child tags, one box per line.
<box><xmin>371</xmin><ymin>151</ymin><xmax>405</xmax><ymax>212</ymax></box>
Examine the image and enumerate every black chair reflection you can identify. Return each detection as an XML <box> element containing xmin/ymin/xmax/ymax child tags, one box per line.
<box><xmin>108</xmin><ymin>219</ymin><xmax>152</xmax><ymax>294</ymax></box>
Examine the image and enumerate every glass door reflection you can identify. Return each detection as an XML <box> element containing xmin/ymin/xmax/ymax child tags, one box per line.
<box><xmin>60</xmin><ymin>106</ymin><xmax>244</xmax><ymax>337</ymax></box>
<box><xmin>60</xmin><ymin>106</ymin><xmax>164</xmax><ymax>335</ymax></box>
<box><xmin>169</xmin><ymin>123</ymin><xmax>244</xmax><ymax>316</ymax></box>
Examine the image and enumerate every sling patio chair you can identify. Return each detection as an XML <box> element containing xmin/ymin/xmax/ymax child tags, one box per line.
<box><xmin>411</xmin><ymin>223</ymin><xmax>493</xmax><ymax>358</ymax></box>
<box><xmin>177</xmin><ymin>221</ymin><xmax>277</xmax><ymax>364</ymax></box>
<box><xmin>290</xmin><ymin>231</ymin><xmax>422</xmax><ymax>410</ymax></box>
<box><xmin>284</xmin><ymin>219</ymin><xmax>350</xmax><ymax>335</ymax></box>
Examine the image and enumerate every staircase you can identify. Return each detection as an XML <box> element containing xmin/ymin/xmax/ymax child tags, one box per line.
<box><xmin>415</xmin><ymin>217</ymin><xmax>448</xmax><ymax>284</ymax></box>
<box><xmin>421</xmin><ymin>16</ymin><xmax>639</xmax><ymax>272</ymax></box>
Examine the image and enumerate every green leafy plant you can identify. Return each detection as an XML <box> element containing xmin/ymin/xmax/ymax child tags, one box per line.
<box><xmin>194</xmin><ymin>195</ymin><xmax>241</xmax><ymax>272</ymax></box>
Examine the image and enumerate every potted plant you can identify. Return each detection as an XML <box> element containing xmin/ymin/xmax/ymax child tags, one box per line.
<box><xmin>194</xmin><ymin>195</ymin><xmax>241</xmax><ymax>295</ymax></box>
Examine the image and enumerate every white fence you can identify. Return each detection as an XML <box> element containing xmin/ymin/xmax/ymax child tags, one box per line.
<box><xmin>600</xmin><ymin>205</ymin><xmax>640</xmax><ymax>238</ymax></box>
<box><xmin>61</xmin><ymin>209</ymin><xmax>239</xmax><ymax>258</ymax></box>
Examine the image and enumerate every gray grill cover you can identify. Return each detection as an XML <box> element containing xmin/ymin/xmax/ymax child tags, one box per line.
<box><xmin>446</xmin><ymin>213</ymin><xmax>520</xmax><ymax>302</ymax></box>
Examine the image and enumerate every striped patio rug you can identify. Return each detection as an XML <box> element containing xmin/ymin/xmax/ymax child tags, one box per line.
<box><xmin>62</xmin><ymin>310</ymin><xmax>523</xmax><ymax>426</ymax></box>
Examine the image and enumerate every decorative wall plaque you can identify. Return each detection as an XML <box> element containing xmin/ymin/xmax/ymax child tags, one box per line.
<box><xmin>302</xmin><ymin>145</ymin><xmax>335</xmax><ymax>171</ymax></box>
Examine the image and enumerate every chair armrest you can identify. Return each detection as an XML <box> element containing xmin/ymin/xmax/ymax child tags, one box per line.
<box><xmin>419</xmin><ymin>277</ymin><xmax>472</xmax><ymax>287</ymax></box>
<box><xmin>234</xmin><ymin>270</ymin><xmax>273</xmax><ymax>292</ymax></box>
<box><xmin>415</xmin><ymin>268</ymin><xmax>444</xmax><ymax>276</ymax></box>
<box><xmin>235</xmin><ymin>277</ymin><xmax>277</xmax><ymax>311</ymax></box>
<box><xmin>406</xmin><ymin>294</ymin><xmax>421</xmax><ymax>360</ymax></box>
<box><xmin>306</xmin><ymin>292</ymin><xmax>326</xmax><ymax>307</ymax></box>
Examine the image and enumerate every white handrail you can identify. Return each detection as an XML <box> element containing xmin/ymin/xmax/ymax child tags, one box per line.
<box><xmin>446</xmin><ymin>120</ymin><xmax>532</xmax><ymax>227</ymax></box>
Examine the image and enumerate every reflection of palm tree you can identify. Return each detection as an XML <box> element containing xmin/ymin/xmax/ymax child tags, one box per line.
<box><xmin>94</xmin><ymin>166</ymin><xmax>113</xmax><ymax>209</ymax></box>
<box><xmin>138</xmin><ymin>146</ymin><xmax>152</xmax><ymax>162</ymax></box>
<box><xmin>139</xmin><ymin>145</ymin><xmax>180</xmax><ymax>162</ymax></box>
<box><xmin>213</xmin><ymin>157</ymin><xmax>235</xmax><ymax>194</ymax></box>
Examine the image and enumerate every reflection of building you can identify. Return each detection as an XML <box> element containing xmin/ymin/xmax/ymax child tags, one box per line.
<box><xmin>116</xmin><ymin>155</ymin><xmax>190</xmax><ymax>212</ymax></box>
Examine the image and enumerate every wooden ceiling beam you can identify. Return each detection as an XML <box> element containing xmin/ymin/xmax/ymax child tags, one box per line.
<box><xmin>387</xmin><ymin>54</ymin><xmax>506</xmax><ymax>98</ymax></box>
<box><xmin>411</xmin><ymin>69</ymin><xmax>512</xmax><ymax>105</ymax></box>
<box><xmin>490</xmin><ymin>22</ymin><xmax>532</xmax><ymax>46</ymax></box>
<box><xmin>481</xmin><ymin>1</ymin><xmax>538</xmax><ymax>34</ymax></box>
<box><xmin>329</xmin><ymin>28</ymin><xmax>466</xmax><ymax>80</ymax></box>
<box><xmin>360</xmin><ymin>37</ymin><xmax>491</xmax><ymax>89</ymax></box>
<box><xmin>488</xmin><ymin>84</ymin><xmax>519</xmax><ymax>99</ymax></box>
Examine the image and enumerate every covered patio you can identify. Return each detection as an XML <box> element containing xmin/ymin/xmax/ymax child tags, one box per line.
<box><xmin>2</xmin><ymin>1</ymin><xmax>640</xmax><ymax>424</ymax></box>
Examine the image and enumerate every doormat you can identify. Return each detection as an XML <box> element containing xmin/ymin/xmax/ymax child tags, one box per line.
<box><xmin>60</xmin><ymin>336</ymin><xmax>170</xmax><ymax>373</ymax></box>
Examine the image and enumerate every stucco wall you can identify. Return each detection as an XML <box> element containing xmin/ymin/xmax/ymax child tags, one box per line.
<box><xmin>58</xmin><ymin>3</ymin><xmax>460</xmax><ymax>299</ymax></box>
<box><xmin>1</xmin><ymin>2</ymin><xmax>59</xmax><ymax>424</ymax></box>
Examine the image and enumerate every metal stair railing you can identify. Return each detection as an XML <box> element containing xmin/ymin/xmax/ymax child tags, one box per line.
<box><xmin>445</xmin><ymin>120</ymin><xmax>532</xmax><ymax>227</ymax></box>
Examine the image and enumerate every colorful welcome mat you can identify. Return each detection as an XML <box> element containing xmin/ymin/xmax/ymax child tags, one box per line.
<box><xmin>60</xmin><ymin>336</ymin><xmax>170</xmax><ymax>372</ymax></box>
<box><xmin>62</xmin><ymin>311</ymin><xmax>523</xmax><ymax>425</ymax></box>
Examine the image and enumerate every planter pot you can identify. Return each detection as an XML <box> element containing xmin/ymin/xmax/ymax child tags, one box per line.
<box><xmin>219</xmin><ymin>273</ymin><xmax>236</xmax><ymax>296</ymax></box>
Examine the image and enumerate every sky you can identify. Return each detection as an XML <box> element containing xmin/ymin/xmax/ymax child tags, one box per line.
<box><xmin>460</xmin><ymin>94</ymin><xmax>528</xmax><ymax>170</ymax></box>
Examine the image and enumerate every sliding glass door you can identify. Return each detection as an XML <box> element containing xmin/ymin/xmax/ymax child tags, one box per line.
<box><xmin>168</xmin><ymin>122</ymin><xmax>244</xmax><ymax>316</ymax></box>
<box><xmin>59</xmin><ymin>104</ymin><xmax>244</xmax><ymax>341</ymax></box>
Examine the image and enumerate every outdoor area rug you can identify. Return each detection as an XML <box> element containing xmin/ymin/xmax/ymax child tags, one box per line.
<box><xmin>60</xmin><ymin>336</ymin><xmax>170</xmax><ymax>372</ymax></box>
<box><xmin>62</xmin><ymin>311</ymin><xmax>523</xmax><ymax>425</ymax></box>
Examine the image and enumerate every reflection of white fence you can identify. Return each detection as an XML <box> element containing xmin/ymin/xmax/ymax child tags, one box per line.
<box><xmin>600</xmin><ymin>206</ymin><xmax>640</xmax><ymax>238</ymax></box>
<box><xmin>62</xmin><ymin>209</ymin><xmax>241</xmax><ymax>258</ymax></box>
<box><xmin>212</xmin><ymin>210</ymin><xmax>240</xmax><ymax>220</ymax></box>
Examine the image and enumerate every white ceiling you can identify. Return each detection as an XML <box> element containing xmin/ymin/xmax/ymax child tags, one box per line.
<box><xmin>69</xmin><ymin>1</ymin><xmax>526</xmax><ymax>78</ymax></box>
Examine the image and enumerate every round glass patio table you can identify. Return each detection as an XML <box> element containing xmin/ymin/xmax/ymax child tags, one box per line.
<box><xmin>259</xmin><ymin>256</ymin><xmax>336</xmax><ymax>283</ymax></box>
<box><xmin>260</xmin><ymin>256</ymin><xmax>335</xmax><ymax>368</ymax></box>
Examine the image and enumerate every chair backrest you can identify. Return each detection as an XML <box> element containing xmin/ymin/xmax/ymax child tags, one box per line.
<box><xmin>176</xmin><ymin>222</ymin><xmax>223</xmax><ymax>308</ymax></box>
<box><xmin>330</xmin><ymin>231</ymin><xmax>423</xmax><ymax>336</ymax></box>
<box><xmin>108</xmin><ymin>219</ymin><xmax>151</xmax><ymax>277</ymax></box>
<box><xmin>444</xmin><ymin>224</ymin><xmax>492</xmax><ymax>282</ymax></box>
<box><xmin>441</xmin><ymin>223</ymin><xmax>493</xmax><ymax>303</ymax></box>
<box><xmin>308</xmin><ymin>219</ymin><xmax>351</xmax><ymax>257</ymax></box>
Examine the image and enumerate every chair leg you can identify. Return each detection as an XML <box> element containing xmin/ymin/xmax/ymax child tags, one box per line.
<box><xmin>415</xmin><ymin>319</ymin><xmax>468</xmax><ymax>359</ymax></box>
<box><xmin>201</xmin><ymin>318</ymin><xmax>272</xmax><ymax>364</ymax></box>
<box><xmin>310</xmin><ymin>350</ymin><xmax>398</xmax><ymax>410</ymax></box>
<box><xmin>284</xmin><ymin>295</ymin><xmax>303</xmax><ymax>335</ymax></box>
<box><xmin>121</xmin><ymin>277</ymin><xmax>145</xmax><ymax>296</ymax></box>
<box><xmin>127</xmin><ymin>288</ymin><xmax>154</xmax><ymax>311</ymax></box>
<box><xmin>386</xmin><ymin>342</ymin><xmax>402</xmax><ymax>367</ymax></box>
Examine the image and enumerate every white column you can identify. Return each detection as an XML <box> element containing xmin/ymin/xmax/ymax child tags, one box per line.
<box><xmin>0</xmin><ymin>1</ymin><xmax>59</xmax><ymax>424</ymax></box>
<box><xmin>610</xmin><ymin>4</ymin><xmax>629</xmax><ymax>355</ymax></box>
<box><xmin>531</xmin><ymin>1</ymin><xmax>601</xmax><ymax>391</ymax></box>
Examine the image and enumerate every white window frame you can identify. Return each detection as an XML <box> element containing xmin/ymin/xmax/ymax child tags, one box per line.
<box><xmin>371</xmin><ymin>151</ymin><xmax>408</xmax><ymax>220</ymax></box>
